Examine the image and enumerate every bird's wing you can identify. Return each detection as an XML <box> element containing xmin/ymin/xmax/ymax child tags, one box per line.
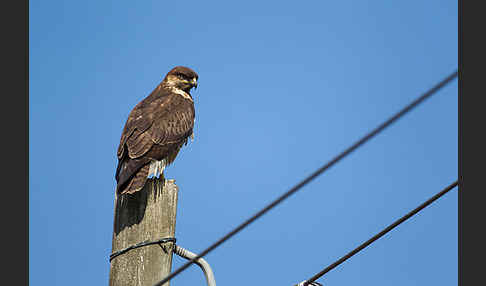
<box><xmin>149</xmin><ymin>96</ymin><xmax>195</xmax><ymax>145</ymax></box>
<box><xmin>115</xmin><ymin>89</ymin><xmax>169</xmax><ymax>183</ymax></box>
<box><xmin>117</xmin><ymin>105</ymin><xmax>153</xmax><ymax>160</ymax></box>
<box><xmin>117</xmin><ymin>88</ymin><xmax>174</xmax><ymax>160</ymax></box>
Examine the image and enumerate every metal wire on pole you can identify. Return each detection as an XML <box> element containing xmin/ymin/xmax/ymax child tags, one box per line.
<box><xmin>153</xmin><ymin>70</ymin><xmax>458</xmax><ymax>286</ymax></box>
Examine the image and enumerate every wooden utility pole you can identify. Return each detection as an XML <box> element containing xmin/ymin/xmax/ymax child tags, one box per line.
<box><xmin>109</xmin><ymin>178</ymin><xmax>178</xmax><ymax>286</ymax></box>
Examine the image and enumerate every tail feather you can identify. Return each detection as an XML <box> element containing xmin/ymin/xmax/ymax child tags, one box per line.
<box><xmin>116</xmin><ymin>156</ymin><xmax>151</xmax><ymax>193</ymax></box>
<box><xmin>117</xmin><ymin>164</ymin><xmax>151</xmax><ymax>195</ymax></box>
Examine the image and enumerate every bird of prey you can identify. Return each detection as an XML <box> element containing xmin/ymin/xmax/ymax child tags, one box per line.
<box><xmin>115</xmin><ymin>66</ymin><xmax>198</xmax><ymax>195</ymax></box>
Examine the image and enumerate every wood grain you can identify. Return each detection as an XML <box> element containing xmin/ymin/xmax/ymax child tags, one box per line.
<box><xmin>109</xmin><ymin>178</ymin><xmax>178</xmax><ymax>286</ymax></box>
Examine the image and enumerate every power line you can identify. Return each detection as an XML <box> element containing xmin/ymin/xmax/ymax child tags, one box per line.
<box><xmin>153</xmin><ymin>70</ymin><xmax>458</xmax><ymax>286</ymax></box>
<box><xmin>304</xmin><ymin>180</ymin><xmax>458</xmax><ymax>286</ymax></box>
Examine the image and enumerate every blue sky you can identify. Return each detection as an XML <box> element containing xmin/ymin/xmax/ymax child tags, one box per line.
<box><xmin>30</xmin><ymin>1</ymin><xmax>457</xmax><ymax>285</ymax></box>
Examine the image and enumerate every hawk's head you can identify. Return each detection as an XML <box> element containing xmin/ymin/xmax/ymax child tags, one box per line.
<box><xmin>163</xmin><ymin>66</ymin><xmax>199</xmax><ymax>93</ymax></box>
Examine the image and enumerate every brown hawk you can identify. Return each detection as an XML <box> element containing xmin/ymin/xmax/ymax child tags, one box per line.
<box><xmin>115</xmin><ymin>66</ymin><xmax>198</xmax><ymax>195</ymax></box>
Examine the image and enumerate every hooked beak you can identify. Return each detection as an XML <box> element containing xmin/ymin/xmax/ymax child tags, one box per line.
<box><xmin>191</xmin><ymin>78</ymin><xmax>198</xmax><ymax>89</ymax></box>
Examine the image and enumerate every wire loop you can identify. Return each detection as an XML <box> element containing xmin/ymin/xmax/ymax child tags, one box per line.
<box><xmin>109</xmin><ymin>237</ymin><xmax>176</xmax><ymax>262</ymax></box>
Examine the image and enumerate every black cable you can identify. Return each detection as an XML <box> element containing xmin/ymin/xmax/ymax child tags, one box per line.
<box><xmin>304</xmin><ymin>180</ymin><xmax>458</xmax><ymax>286</ymax></box>
<box><xmin>153</xmin><ymin>70</ymin><xmax>458</xmax><ymax>286</ymax></box>
<box><xmin>295</xmin><ymin>281</ymin><xmax>323</xmax><ymax>286</ymax></box>
<box><xmin>109</xmin><ymin>237</ymin><xmax>176</xmax><ymax>262</ymax></box>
